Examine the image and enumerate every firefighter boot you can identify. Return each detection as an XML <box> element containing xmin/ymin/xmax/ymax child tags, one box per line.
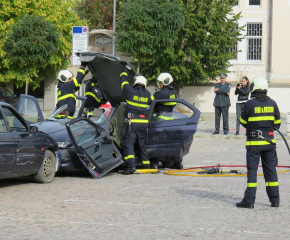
<box><xmin>122</xmin><ymin>167</ymin><xmax>136</xmax><ymax>175</ymax></box>
<box><xmin>271</xmin><ymin>202</ymin><xmax>279</xmax><ymax>207</ymax></box>
<box><xmin>236</xmin><ymin>201</ymin><xmax>254</xmax><ymax>209</ymax></box>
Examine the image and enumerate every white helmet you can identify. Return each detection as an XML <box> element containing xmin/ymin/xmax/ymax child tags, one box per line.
<box><xmin>133</xmin><ymin>75</ymin><xmax>147</xmax><ymax>88</ymax></box>
<box><xmin>156</xmin><ymin>73</ymin><xmax>173</xmax><ymax>88</ymax></box>
<box><xmin>250</xmin><ymin>77</ymin><xmax>268</xmax><ymax>92</ymax></box>
<box><xmin>57</xmin><ymin>70</ymin><xmax>74</xmax><ymax>83</ymax></box>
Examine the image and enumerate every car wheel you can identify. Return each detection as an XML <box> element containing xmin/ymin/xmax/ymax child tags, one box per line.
<box><xmin>34</xmin><ymin>150</ymin><xmax>56</xmax><ymax>183</ymax></box>
<box><xmin>163</xmin><ymin>148</ymin><xmax>184</xmax><ymax>168</ymax></box>
<box><xmin>163</xmin><ymin>157</ymin><xmax>174</xmax><ymax>168</ymax></box>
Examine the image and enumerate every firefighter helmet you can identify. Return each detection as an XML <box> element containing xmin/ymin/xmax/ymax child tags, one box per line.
<box><xmin>156</xmin><ymin>73</ymin><xmax>173</xmax><ymax>88</ymax></box>
<box><xmin>133</xmin><ymin>75</ymin><xmax>147</xmax><ymax>88</ymax></box>
<box><xmin>57</xmin><ymin>70</ymin><xmax>74</xmax><ymax>83</ymax></box>
<box><xmin>249</xmin><ymin>77</ymin><xmax>268</xmax><ymax>92</ymax></box>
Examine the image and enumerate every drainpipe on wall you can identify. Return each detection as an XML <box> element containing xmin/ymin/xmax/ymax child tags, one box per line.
<box><xmin>267</xmin><ymin>0</ymin><xmax>273</xmax><ymax>81</ymax></box>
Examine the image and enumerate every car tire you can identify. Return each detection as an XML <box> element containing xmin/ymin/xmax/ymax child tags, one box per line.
<box><xmin>34</xmin><ymin>150</ymin><xmax>56</xmax><ymax>183</ymax></box>
<box><xmin>163</xmin><ymin>157</ymin><xmax>174</xmax><ymax>168</ymax></box>
<box><xmin>163</xmin><ymin>148</ymin><xmax>184</xmax><ymax>168</ymax></box>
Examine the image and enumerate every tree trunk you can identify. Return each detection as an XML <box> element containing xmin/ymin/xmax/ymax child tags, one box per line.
<box><xmin>137</xmin><ymin>59</ymin><xmax>140</xmax><ymax>74</ymax></box>
<box><xmin>25</xmin><ymin>64</ymin><xmax>29</xmax><ymax>95</ymax></box>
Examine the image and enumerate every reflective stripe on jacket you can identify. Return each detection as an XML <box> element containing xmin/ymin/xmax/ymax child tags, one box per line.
<box><xmin>56</xmin><ymin>68</ymin><xmax>86</xmax><ymax>114</ymax></box>
<box><xmin>120</xmin><ymin>73</ymin><xmax>152</xmax><ymax>118</ymax></box>
<box><xmin>240</xmin><ymin>98</ymin><xmax>281</xmax><ymax>146</ymax></box>
<box><xmin>153</xmin><ymin>85</ymin><xmax>177</xmax><ymax>113</ymax></box>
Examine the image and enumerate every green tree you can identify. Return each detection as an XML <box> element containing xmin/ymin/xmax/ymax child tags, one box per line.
<box><xmin>4</xmin><ymin>15</ymin><xmax>60</xmax><ymax>94</ymax></box>
<box><xmin>142</xmin><ymin>0</ymin><xmax>244</xmax><ymax>87</ymax></box>
<box><xmin>116</xmin><ymin>0</ymin><xmax>185</xmax><ymax>73</ymax></box>
<box><xmin>0</xmin><ymin>0</ymin><xmax>85</xmax><ymax>89</ymax></box>
<box><xmin>77</xmin><ymin>0</ymin><xmax>118</xmax><ymax>30</ymax></box>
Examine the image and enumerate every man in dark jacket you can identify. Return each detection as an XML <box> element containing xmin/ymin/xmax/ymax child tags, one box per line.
<box><xmin>236</xmin><ymin>77</ymin><xmax>281</xmax><ymax>209</ymax></box>
<box><xmin>151</xmin><ymin>72</ymin><xmax>183</xmax><ymax>169</ymax></box>
<box><xmin>120</xmin><ymin>72</ymin><xmax>153</xmax><ymax>175</ymax></box>
<box><xmin>213</xmin><ymin>73</ymin><xmax>231</xmax><ymax>135</ymax></box>
<box><xmin>56</xmin><ymin>62</ymin><xmax>88</xmax><ymax>119</ymax></box>
<box><xmin>84</xmin><ymin>76</ymin><xmax>106</xmax><ymax>118</ymax></box>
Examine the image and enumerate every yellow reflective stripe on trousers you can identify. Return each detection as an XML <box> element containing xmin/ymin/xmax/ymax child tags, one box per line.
<box><xmin>124</xmin><ymin>155</ymin><xmax>134</xmax><ymax>160</ymax></box>
<box><xmin>248</xmin><ymin>116</ymin><xmax>275</xmax><ymax>122</ymax></box>
<box><xmin>58</xmin><ymin>94</ymin><xmax>76</xmax><ymax>101</ymax></box>
<box><xmin>157</xmin><ymin>115</ymin><xmax>174</xmax><ymax>120</ymax></box>
<box><xmin>130</xmin><ymin>119</ymin><xmax>149</xmax><ymax>123</ymax></box>
<box><xmin>274</xmin><ymin>119</ymin><xmax>281</xmax><ymax>124</ymax></box>
<box><xmin>121</xmin><ymin>81</ymin><xmax>129</xmax><ymax>89</ymax></box>
<box><xmin>73</xmin><ymin>78</ymin><xmax>81</xmax><ymax>87</ymax></box>
<box><xmin>126</xmin><ymin>100</ymin><xmax>148</xmax><ymax>108</ymax></box>
<box><xmin>240</xmin><ymin>117</ymin><xmax>247</xmax><ymax>124</ymax></box>
<box><xmin>78</xmin><ymin>68</ymin><xmax>85</xmax><ymax>75</ymax></box>
<box><xmin>142</xmin><ymin>161</ymin><xmax>150</xmax><ymax>164</ymax></box>
<box><xmin>246</xmin><ymin>139</ymin><xmax>276</xmax><ymax>146</ymax></box>
<box><xmin>85</xmin><ymin>92</ymin><xmax>101</xmax><ymax>103</ymax></box>
<box><xmin>161</xmin><ymin>102</ymin><xmax>176</xmax><ymax>105</ymax></box>
<box><xmin>247</xmin><ymin>183</ymin><xmax>257</xmax><ymax>187</ymax></box>
<box><xmin>55</xmin><ymin>115</ymin><xmax>74</xmax><ymax>119</ymax></box>
<box><xmin>266</xmin><ymin>182</ymin><xmax>279</xmax><ymax>187</ymax></box>
<box><xmin>151</xmin><ymin>96</ymin><xmax>155</xmax><ymax>100</ymax></box>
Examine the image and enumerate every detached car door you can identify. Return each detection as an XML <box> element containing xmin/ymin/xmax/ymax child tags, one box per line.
<box><xmin>65</xmin><ymin>118</ymin><xmax>123</xmax><ymax>179</ymax></box>
<box><xmin>147</xmin><ymin>99</ymin><xmax>200</xmax><ymax>158</ymax></box>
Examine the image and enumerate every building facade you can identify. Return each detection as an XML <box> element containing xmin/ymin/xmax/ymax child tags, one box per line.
<box><xmin>227</xmin><ymin>0</ymin><xmax>290</xmax><ymax>83</ymax></box>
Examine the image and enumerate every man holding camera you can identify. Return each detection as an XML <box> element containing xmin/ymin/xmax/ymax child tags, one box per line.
<box><xmin>213</xmin><ymin>73</ymin><xmax>231</xmax><ymax>135</ymax></box>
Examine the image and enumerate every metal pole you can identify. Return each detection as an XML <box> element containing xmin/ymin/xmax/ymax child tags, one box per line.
<box><xmin>112</xmin><ymin>0</ymin><xmax>116</xmax><ymax>56</ymax></box>
<box><xmin>267</xmin><ymin>0</ymin><xmax>273</xmax><ymax>81</ymax></box>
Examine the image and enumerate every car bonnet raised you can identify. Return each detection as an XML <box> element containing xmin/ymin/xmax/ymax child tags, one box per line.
<box><xmin>77</xmin><ymin>52</ymin><xmax>135</xmax><ymax>107</ymax></box>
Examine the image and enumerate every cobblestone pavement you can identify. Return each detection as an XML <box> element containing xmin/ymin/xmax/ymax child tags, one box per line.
<box><xmin>1</xmin><ymin>137</ymin><xmax>290</xmax><ymax>239</ymax></box>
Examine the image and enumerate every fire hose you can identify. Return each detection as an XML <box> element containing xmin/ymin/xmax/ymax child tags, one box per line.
<box><xmin>165</xmin><ymin>127</ymin><xmax>290</xmax><ymax>177</ymax></box>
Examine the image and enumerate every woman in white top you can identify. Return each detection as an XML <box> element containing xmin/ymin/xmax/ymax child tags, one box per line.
<box><xmin>235</xmin><ymin>76</ymin><xmax>250</xmax><ymax>135</ymax></box>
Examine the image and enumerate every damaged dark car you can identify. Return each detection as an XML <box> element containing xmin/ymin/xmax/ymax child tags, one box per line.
<box><xmin>18</xmin><ymin>52</ymin><xmax>200</xmax><ymax>178</ymax></box>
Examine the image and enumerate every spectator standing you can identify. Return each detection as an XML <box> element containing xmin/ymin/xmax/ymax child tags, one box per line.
<box><xmin>235</xmin><ymin>76</ymin><xmax>250</xmax><ymax>135</ymax></box>
<box><xmin>213</xmin><ymin>73</ymin><xmax>231</xmax><ymax>135</ymax></box>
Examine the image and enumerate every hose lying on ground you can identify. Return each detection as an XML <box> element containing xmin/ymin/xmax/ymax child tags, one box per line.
<box><xmin>165</xmin><ymin>165</ymin><xmax>290</xmax><ymax>177</ymax></box>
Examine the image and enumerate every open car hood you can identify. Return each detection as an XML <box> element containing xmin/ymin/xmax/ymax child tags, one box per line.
<box><xmin>77</xmin><ymin>52</ymin><xmax>135</xmax><ymax>107</ymax></box>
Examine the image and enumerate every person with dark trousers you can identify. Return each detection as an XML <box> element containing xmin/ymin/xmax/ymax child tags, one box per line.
<box><xmin>235</xmin><ymin>76</ymin><xmax>250</xmax><ymax>135</ymax></box>
<box><xmin>84</xmin><ymin>76</ymin><xmax>106</xmax><ymax>118</ymax></box>
<box><xmin>236</xmin><ymin>77</ymin><xmax>281</xmax><ymax>209</ymax></box>
<box><xmin>151</xmin><ymin>72</ymin><xmax>183</xmax><ymax>169</ymax></box>
<box><xmin>120</xmin><ymin>72</ymin><xmax>153</xmax><ymax>175</ymax></box>
<box><xmin>56</xmin><ymin>62</ymin><xmax>89</xmax><ymax>119</ymax></box>
<box><xmin>213</xmin><ymin>73</ymin><xmax>231</xmax><ymax>135</ymax></box>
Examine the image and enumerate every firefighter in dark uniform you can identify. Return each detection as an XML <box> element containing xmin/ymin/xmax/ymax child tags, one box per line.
<box><xmin>120</xmin><ymin>72</ymin><xmax>153</xmax><ymax>175</ymax></box>
<box><xmin>213</xmin><ymin>73</ymin><xmax>231</xmax><ymax>135</ymax></box>
<box><xmin>84</xmin><ymin>76</ymin><xmax>106</xmax><ymax>118</ymax></box>
<box><xmin>56</xmin><ymin>62</ymin><xmax>88</xmax><ymax>119</ymax></box>
<box><xmin>151</xmin><ymin>73</ymin><xmax>183</xmax><ymax>169</ymax></box>
<box><xmin>236</xmin><ymin>77</ymin><xmax>281</xmax><ymax>208</ymax></box>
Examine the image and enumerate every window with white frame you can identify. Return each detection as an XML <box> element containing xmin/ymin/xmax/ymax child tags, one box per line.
<box><xmin>247</xmin><ymin>23</ymin><xmax>262</xmax><ymax>61</ymax></box>
<box><xmin>249</xmin><ymin>0</ymin><xmax>260</xmax><ymax>6</ymax></box>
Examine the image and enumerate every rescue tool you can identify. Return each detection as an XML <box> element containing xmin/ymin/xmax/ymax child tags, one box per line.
<box><xmin>197</xmin><ymin>164</ymin><xmax>245</xmax><ymax>175</ymax></box>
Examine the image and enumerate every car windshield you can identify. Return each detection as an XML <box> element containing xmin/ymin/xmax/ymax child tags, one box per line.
<box><xmin>47</xmin><ymin>98</ymin><xmax>85</xmax><ymax>122</ymax></box>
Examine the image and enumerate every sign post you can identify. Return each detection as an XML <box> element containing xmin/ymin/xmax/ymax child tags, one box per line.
<box><xmin>72</xmin><ymin>26</ymin><xmax>89</xmax><ymax>66</ymax></box>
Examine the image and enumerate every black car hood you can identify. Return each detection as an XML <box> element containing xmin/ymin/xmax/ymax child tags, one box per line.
<box><xmin>79</xmin><ymin>52</ymin><xmax>135</xmax><ymax>107</ymax></box>
<box><xmin>31</xmin><ymin>121</ymin><xmax>71</xmax><ymax>142</ymax></box>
